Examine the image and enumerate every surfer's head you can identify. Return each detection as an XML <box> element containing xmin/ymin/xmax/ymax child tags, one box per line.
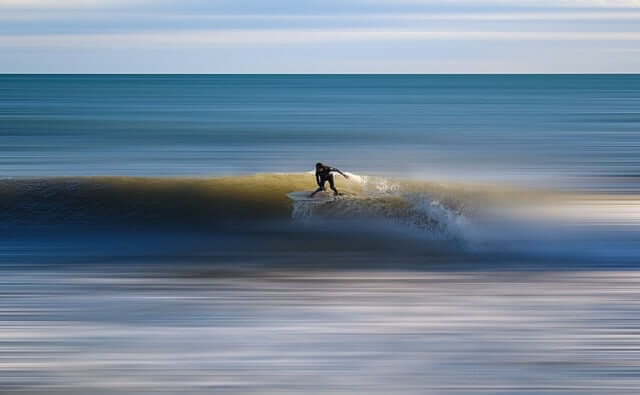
<box><xmin>316</xmin><ymin>162</ymin><xmax>323</xmax><ymax>169</ymax></box>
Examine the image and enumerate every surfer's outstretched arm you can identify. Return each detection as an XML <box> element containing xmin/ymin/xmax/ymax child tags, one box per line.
<box><xmin>315</xmin><ymin>172</ymin><xmax>323</xmax><ymax>187</ymax></box>
<box><xmin>331</xmin><ymin>168</ymin><xmax>349</xmax><ymax>179</ymax></box>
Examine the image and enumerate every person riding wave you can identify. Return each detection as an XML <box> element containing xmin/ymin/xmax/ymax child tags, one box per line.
<box><xmin>310</xmin><ymin>162</ymin><xmax>349</xmax><ymax>197</ymax></box>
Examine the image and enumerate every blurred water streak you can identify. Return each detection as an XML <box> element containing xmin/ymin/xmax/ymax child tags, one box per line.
<box><xmin>2</xmin><ymin>267</ymin><xmax>640</xmax><ymax>394</ymax></box>
<box><xmin>2</xmin><ymin>74</ymin><xmax>640</xmax><ymax>189</ymax></box>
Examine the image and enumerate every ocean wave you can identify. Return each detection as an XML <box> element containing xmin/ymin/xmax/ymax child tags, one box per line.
<box><xmin>0</xmin><ymin>173</ymin><xmax>472</xmax><ymax>236</ymax></box>
<box><xmin>3</xmin><ymin>173</ymin><xmax>640</xmax><ymax>262</ymax></box>
<box><xmin>0</xmin><ymin>175</ymin><xmax>296</xmax><ymax>228</ymax></box>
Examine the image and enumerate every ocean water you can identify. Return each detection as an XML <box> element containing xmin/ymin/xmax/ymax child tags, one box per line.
<box><xmin>2</xmin><ymin>75</ymin><xmax>640</xmax><ymax>394</ymax></box>
<box><xmin>3</xmin><ymin>74</ymin><xmax>640</xmax><ymax>183</ymax></box>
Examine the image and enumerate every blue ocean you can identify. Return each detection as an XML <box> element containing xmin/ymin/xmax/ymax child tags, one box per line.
<box><xmin>3</xmin><ymin>74</ymin><xmax>640</xmax><ymax>182</ymax></box>
<box><xmin>2</xmin><ymin>75</ymin><xmax>640</xmax><ymax>394</ymax></box>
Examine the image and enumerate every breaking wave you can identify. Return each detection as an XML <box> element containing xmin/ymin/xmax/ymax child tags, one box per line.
<box><xmin>0</xmin><ymin>173</ymin><xmax>473</xmax><ymax>239</ymax></box>
<box><xmin>3</xmin><ymin>172</ymin><xmax>639</xmax><ymax>262</ymax></box>
<box><xmin>289</xmin><ymin>172</ymin><xmax>469</xmax><ymax>240</ymax></box>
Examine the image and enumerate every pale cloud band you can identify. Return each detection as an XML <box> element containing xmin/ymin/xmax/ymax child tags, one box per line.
<box><xmin>362</xmin><ymin>0</ymin><xmax>640</xmax><ymax>6</ymax></box>
<box><xmin>2</xmin><ymin>30</ymin><xmax>639</xmax><ymax>48</ymax></box>
<box><xmin>1</xmin><ymin>0</ymin><xmax>639</xmax><ymax>72</ymax></box>
<box><xmin>2</xmin><ymin>0</ymin><xmax>640</xmax><ymax>8</ymax></box>
<box><xmin>0</xmin><ymin>0</ymin><xmax>152</xmax><ymax>8</ymax></box>
<box><xmin>6</xmin><ymin>11</ymin><xmax>640</xmax><ymax>22</ymax></box>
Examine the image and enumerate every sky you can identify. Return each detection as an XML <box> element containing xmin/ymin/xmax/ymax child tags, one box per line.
<box><xmin>1</xmin><ymin>0</ymin><xmax>640</xmax><ymax>73</ymax></box>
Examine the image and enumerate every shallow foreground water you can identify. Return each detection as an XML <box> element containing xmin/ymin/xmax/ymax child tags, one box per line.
<box><xmin>1</xmin><ymin>267</ymin><xmax>640</xmax><ymax>394</ymax></box>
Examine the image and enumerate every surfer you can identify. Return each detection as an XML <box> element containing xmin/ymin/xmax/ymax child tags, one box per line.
<box><xmin>310</xmin><ymin>162</ymin><xmax>349</xmax><ymax>197</ymax></box>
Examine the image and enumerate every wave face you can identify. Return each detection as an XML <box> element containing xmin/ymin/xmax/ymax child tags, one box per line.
<box><xmin>3</xmin><ymin>172</ymin><xmax>640</xmax><ymax>264</ymax></box>
<box><xmin>0</xmin><ymin>173</ymin><xmax>468</xmax><ymax>235</ymax></box>
<box><xmin>0</xmin><ymin>174</ymin><xmax>307</xmax><ymax>228</ymax></box>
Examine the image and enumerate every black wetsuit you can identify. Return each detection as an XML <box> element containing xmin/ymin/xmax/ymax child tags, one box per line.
<box><xmin>312</xmin><ymin>166</ymin><xmax>340</xmax><ymax>196</ymax></box>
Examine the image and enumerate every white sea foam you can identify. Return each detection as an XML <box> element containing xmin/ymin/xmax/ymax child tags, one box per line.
<box><xmin>291</xmin><ymin>172</ymin><xmax>469</xmax><ymax>240</ymax></box>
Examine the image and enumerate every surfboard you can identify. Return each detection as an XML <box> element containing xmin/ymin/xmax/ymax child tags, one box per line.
<box><xmin>287</xmin><ymin>191</ymin><xmax>335</xmax><ymax>202</ymax></box>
